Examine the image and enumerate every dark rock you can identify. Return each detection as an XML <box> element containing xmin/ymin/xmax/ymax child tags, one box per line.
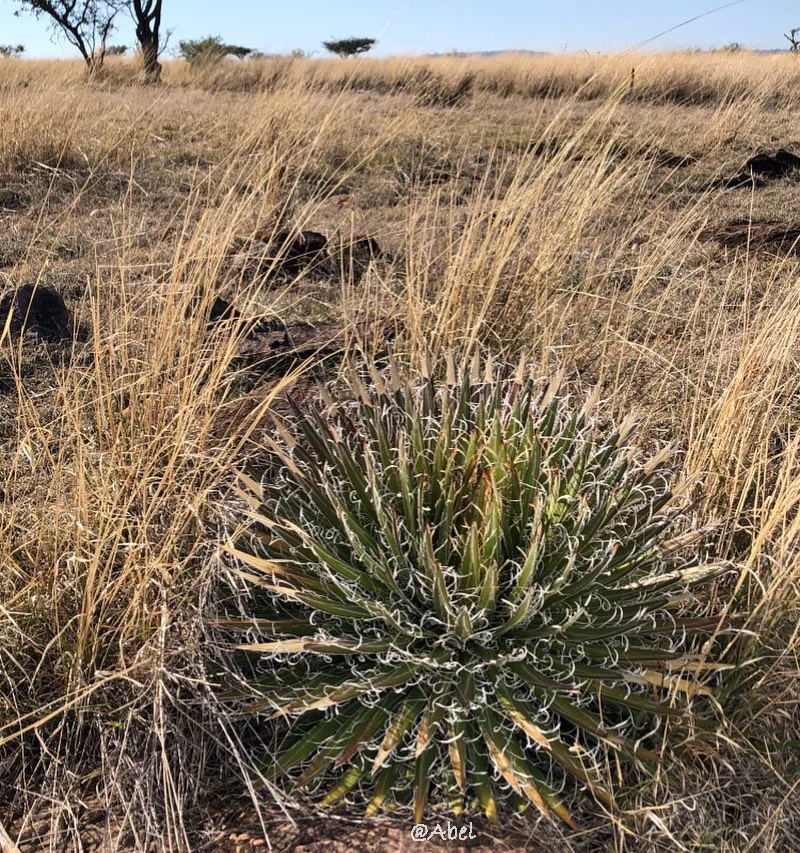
<box><xmin>724</xmin><ymin>149</ymin><xmax>800</xmax><ymax>187</ymax></box>
<box><xmin>350</xmin><ymin>236</ymin><xmax>382</xmax><ymax>259</ymax></box>
<box><xmin>208</xmin><ymin>296</ymin><xmax>241</xmax><ymax>324</ymax></box>
<box><xmin>270</xmin><ymin>230</ymin><xmax>328</xmax><ymax>275</ymax></box>
<box><xmin>186</xmin><ymin>293</ymin><xmax>241</xmax><ymax>326</ymax></box>
<box><xmin>0</xmin><ymin>284</ymin><xmax>71</xmax><ymax>342</ymax></box>
<box><xmin>204</xmin><ymin>296</ymin><xmax>240</xmax><ymax>324</ymax></box>
<box><xmin>743</xmin><ymin>149</ymin><xmax>800</xmax><ymax>177</ymax></box>
<box><xmin>226</xmin><ymin>230</ymin><xmax>330</xmax><ymax>284</ymax></box>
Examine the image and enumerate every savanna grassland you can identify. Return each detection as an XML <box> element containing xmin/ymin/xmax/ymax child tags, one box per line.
<box><xmin>0</xmin><ymin>50</ymin><xmax>799</xmax><ymax>851</ymax></box>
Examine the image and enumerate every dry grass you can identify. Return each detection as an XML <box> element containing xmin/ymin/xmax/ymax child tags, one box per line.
<box><xmin>0</xmin><ymin>51</ymin><xmax>797</xmax><ymax>850</ymax></box>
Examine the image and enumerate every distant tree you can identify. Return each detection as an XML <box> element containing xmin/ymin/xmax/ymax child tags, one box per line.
<box><xmin>322</xmin><ymin>37</ymin><xmax>376</xmax><ymax>58</ymax></box>
<box><xmin>0</xmin><ymin>44</ymin><xmax>25</xmax><ymax>57</ymax></box>
<box><xmin>105</xmin><ymin>43</ymin><xmax>126</xmax><ymax>55</ymax></box>
<box><xmin>13</xmin><ymin>0</ymin><xmax>122</xmax><ymax>74</ymax></box>
<box><xmin>129</xmin><ymin>0</ymin><xmax>164</xmax><ymax>82</ymax></box>
<box><xmin>224</xmin><ymin>44</ymin><xmax>253</xmax><ymax>59</ymax></box>
<box><xmin>786</xmin><ymin>27</ymin><xmax>800</xmax><ymax>53</ymax></box>
<box><xmin>178</xmin><ymin>35</ymin><xmax>253</xmax><ymax>66</ymax></box>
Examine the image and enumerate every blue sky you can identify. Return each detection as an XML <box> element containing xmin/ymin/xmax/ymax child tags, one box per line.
<box><xmin>1</xmin><ymin>1</ymin><xmax>798</xmax><ymax>58</ymax></box>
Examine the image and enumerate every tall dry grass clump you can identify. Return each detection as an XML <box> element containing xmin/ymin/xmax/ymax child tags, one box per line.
<box><xmin>0</xmin><ymin>93</ymin><xmax>365</xmax><ymax>846</ymax></box>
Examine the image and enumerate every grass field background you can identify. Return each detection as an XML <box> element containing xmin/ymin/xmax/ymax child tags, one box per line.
<box><xmin>0</xmin><ymin>52</ymin><xmax>798</xmax><ymax>850</ymax></box>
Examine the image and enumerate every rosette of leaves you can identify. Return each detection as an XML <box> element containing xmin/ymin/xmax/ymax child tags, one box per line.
<box><xmin>222</xmin><ymin>354</ymin><xmax>722</xmax><ymax>825</ymax></box>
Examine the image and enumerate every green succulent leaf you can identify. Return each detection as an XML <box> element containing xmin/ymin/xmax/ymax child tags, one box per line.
<box><xmin>221</xmin><ymin>354</ymin><xmax>724</xmax><ymax>824</ymax></box>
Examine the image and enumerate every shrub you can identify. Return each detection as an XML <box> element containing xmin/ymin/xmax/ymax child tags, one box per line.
<box><xmin>224</xmin><ymin>355</ymin><xmax>724</xmax><ymax>823</ymax></box>
<box><xmin>178</xmin><ymin>35</ymin><xmax>253</xmax><ymax>66</ymax></box>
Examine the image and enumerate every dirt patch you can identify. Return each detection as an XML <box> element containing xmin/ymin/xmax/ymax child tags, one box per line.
<box><xmin>200</xmin><ymin>810</ymin><xmax>563</xmax><ymax>853</ymax></box>
<box><xmin>0</xmin><ymin>187</ymin><xmax>28</xmax><ymax>212</ymax></box>
<box><xmin>7</xmin><ymin>812</ymin><xmax>561</xmax><ymax>853</ymax></box>
<box><xmin>233</xmin><ymin>316</ymin><xmax>394</xmax><ymax>369</ymax></box>
<box><xmin>211</xmin><ymin>317</ymin><xmax>396</xmax><ymax>440</ymax></box>
<box><xmin>646</xmin><ymin>148</ymin><xmax>697</xmax><ymax>168</ymax></box>
<box><xmin>698</xmin><ymin>219</ymin><xmax>800</xmax><ymax>255</ymax></box>
<box><xmin>528</xmin><ymin>139</ymin><xmax>696</xmax><ymax>169</ymax></box>
<box><xmin>206</xmin><ymin>820</ymin><xmax>522</xmax><ymax>852</ymax></box>
<box><xmin>6</xmin><ymin>791</ymin><xmax>576</xmax><ymax>852</ymax></box>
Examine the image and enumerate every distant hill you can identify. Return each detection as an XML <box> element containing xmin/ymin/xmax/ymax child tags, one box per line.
<box><xmin>428</xmin><ymin>50</ymin><xmax>549</xmax><ymax>57</ymax></box>
<box><xmin>428</xmin><ymin>47</ymin><xmax>790</xmax><ymax>57</ymax></box>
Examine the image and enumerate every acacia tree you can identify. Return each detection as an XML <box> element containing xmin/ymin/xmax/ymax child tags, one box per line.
<box><xmin>14</xmin><ymin>0</ymin><xmax>122</xmax><ymax>73</ymax></box>
<box><xmin>322</xmin><ymin>37</ymin><xmax>376</xmax><ymax>58</ymax></box>
<box><xmin>130</xmin><ymin>0</ymin><xmax>162</xmax><ymax>82</ymax></box>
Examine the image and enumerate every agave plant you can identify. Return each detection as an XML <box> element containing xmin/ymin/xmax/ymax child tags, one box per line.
<box><xmin>223</xmin><ymin>354</ymin><xmax>722</xmax><ymax>824</ymax></box>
